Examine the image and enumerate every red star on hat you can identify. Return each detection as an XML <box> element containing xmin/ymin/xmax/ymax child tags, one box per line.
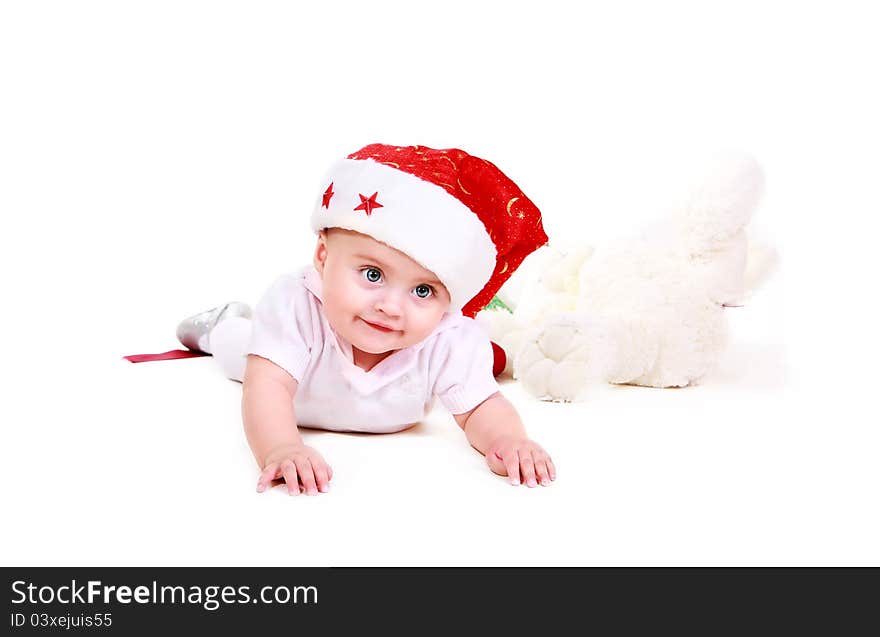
<box><xmin>321</xmin><ymin>183</ymin><xmax>334</xmax><ymax>208</ymax></box>
<box><xmin>353</xmin><ymin>191</ymin><xmax>383</xmax><ymax>216</ymax></box>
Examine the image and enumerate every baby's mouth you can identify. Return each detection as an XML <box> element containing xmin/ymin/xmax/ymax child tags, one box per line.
<box><xmin>360</xmin><ymin>317</ymin><xmax>398</xmax><ymax>333</ymax></box>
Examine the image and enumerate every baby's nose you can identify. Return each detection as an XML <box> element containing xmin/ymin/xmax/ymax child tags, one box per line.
<box><xmin>374</xmin><ymin>290</ymin><xmax>403</xmax><ymax>316</ymax></box>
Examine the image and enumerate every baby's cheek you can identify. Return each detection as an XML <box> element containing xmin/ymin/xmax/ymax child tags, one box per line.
<box><xmin>350</xmin><ymin>286</ymin><xmax>381</xmax><ymax>309</ymax></box>
<box><xmin>412</xmin><ymin>308</ymin><xmax>445</xmax><ymax>335</ymax></box>
<box><xmin>402</xmin><ymin>328</ymin><xmax>431</xmax><ymax>349</ymax></box>
<box><xmin>332</xmin><ymin>287</ymin><xmax>364</xmax><ymax>313</ymax></box>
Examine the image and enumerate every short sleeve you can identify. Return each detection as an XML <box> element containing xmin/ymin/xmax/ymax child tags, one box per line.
<box><xmin>432</xmin><ymin>318</ymin><xmax>500</xmax><ymax>414</ymax></box>
<box><xmin>246</xmin><ymin>273</ymin><xmax>313</xmax><ymax>382</ymax></box>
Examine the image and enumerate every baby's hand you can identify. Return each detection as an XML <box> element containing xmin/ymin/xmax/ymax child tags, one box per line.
<box><xmin>256</xmin><ymin>443</ymin><xmax>332</xmax><ymax>496</ymax></box>
<box><xmin>486</xmin><ymin>435</ymin><xmax>556</xmax><ymax>487</ymax></box>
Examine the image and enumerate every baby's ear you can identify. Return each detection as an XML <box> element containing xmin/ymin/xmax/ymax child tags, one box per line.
<box><xmin>313</xmin><ymin>230</ymin><xmax>329</xmax><ymax>274</ymax></box>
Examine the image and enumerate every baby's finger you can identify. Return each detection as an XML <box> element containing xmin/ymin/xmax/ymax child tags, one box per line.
<box><xmin>520</xmin><ymin>452</ymin><xmax>538</xmax><ymax>487</ymax></box>
<box><xmin>295</xmin><ymin>457</ymin><xmax>318</xmax><ymax>496</ymax></box>
<box><xmin>311</xmin><ymin>459</ymin><xmax>331</xmax><ymax>493</ymax></box>
<box><xmin>546</xmin><ymin>456</ymin><xmax>557</xmax><ymax>481</ymax></box>
<box><xmin>309</xmin><ymin>451</ymin><xmax>331</xmax><ymax>480</ymax></box>
<box><xmin>504</xmin><ymin>449</ymin><xmax>521</xmax><ymax>485</ymax></box>
<box><xmin>280</xmin><ymin>460</ymin><xmax>301</xmax><ymax>496</ymax></box>
<box><xmin>257</xmin><ymin>463</ymin><xmax>279</xmax><ymax>493</ymax></box>
<box><xmin>534</xmin><ymin>456</ymin><xmax>551</xmax><ymax>486</ymax></box>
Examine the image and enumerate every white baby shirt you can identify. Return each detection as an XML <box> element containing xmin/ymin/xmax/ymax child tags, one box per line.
<box><xmin>246</xmin><ymin>266</ymin><xmax>500</xmax><ymax>433</ymax></box>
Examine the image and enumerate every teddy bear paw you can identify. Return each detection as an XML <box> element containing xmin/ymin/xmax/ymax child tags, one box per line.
<box><xmin>513</xmin><ymin>315</ymin><xmax>610</xmax><ymax>402</ymax></box>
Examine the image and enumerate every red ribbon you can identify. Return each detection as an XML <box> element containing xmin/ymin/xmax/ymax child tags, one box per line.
<box><xmin>125</xmin><ymin>344</ymin><xmax>507</xmax><ymax>377</ymax></box>
<box><xmin>123</xmin><ymin>349</ymin><xmax>210</xmax><ymax>363</ymax></box>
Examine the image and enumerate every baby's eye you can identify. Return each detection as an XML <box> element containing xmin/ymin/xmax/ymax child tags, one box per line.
<box><xmin>361</xmin><ymin>267</ymin><xmax>383</xmax><ymax>283</ymax></box>
<box><xmin>413</xmin><ymin>284</ymin><xmax>434</xmax><ymax>299</ymax></box>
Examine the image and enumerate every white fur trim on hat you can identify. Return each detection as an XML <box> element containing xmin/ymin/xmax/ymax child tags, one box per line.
<box><xmin>310</xmin><ymin>158</ymin><xmax>497</xmax><ymax>312</ymax></box>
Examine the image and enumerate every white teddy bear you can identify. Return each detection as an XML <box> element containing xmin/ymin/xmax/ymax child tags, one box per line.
<box><xmin>477</xmin><ymin>151</ymin><xmax>775</xmax><ymax>402</ymax></box>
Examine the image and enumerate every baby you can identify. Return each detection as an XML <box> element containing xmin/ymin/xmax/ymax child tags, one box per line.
<box><xmin>177</xmin><ymin>143</ymin><xmax>555</xmax><ymax>496</ymax></box>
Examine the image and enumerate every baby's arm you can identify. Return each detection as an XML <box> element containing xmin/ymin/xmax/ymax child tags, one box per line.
<box><xmin>453</xmin><ymin>393</ymin><xmax>556</xmax><ymax>487</ymax></box>
<box><xmin>242</xmin><ymin>354</ymin><xmax>331</xmax><ymax>496</ymax></box>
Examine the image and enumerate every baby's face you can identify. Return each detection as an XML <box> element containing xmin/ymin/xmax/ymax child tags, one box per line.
<box><xmin>313</xmin><ymin>228</ymin><xmax>452</xmax><ymax>355</ymax></box>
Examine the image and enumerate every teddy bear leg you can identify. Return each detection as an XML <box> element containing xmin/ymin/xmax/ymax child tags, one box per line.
<box><xmin>512</xmin><ymin>314</ymin><xmax>622</xmax><ymax>402</ymax></box>
<box><xmin>629</xmin><ymin>302</ymin><xmax>728</xmax><ymax>387</ymax></box>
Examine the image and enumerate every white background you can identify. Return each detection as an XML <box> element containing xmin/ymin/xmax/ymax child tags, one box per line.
<box><xmin>1</xmin><ymin>1</ymin><xmax>877</xmax><ymax>566</ymax></box>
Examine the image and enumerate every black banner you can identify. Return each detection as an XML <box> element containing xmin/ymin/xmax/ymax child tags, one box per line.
<box><xmin>4</xmin><ymin>567</ymin><xmax>878</xmax><ymax>633</ymax></box>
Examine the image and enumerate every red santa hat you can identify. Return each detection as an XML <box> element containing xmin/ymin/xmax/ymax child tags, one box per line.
<box><xmin>310</xmin><ymin>143</ymin><xmax>548</xmax><ymax>317</ymax></box>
